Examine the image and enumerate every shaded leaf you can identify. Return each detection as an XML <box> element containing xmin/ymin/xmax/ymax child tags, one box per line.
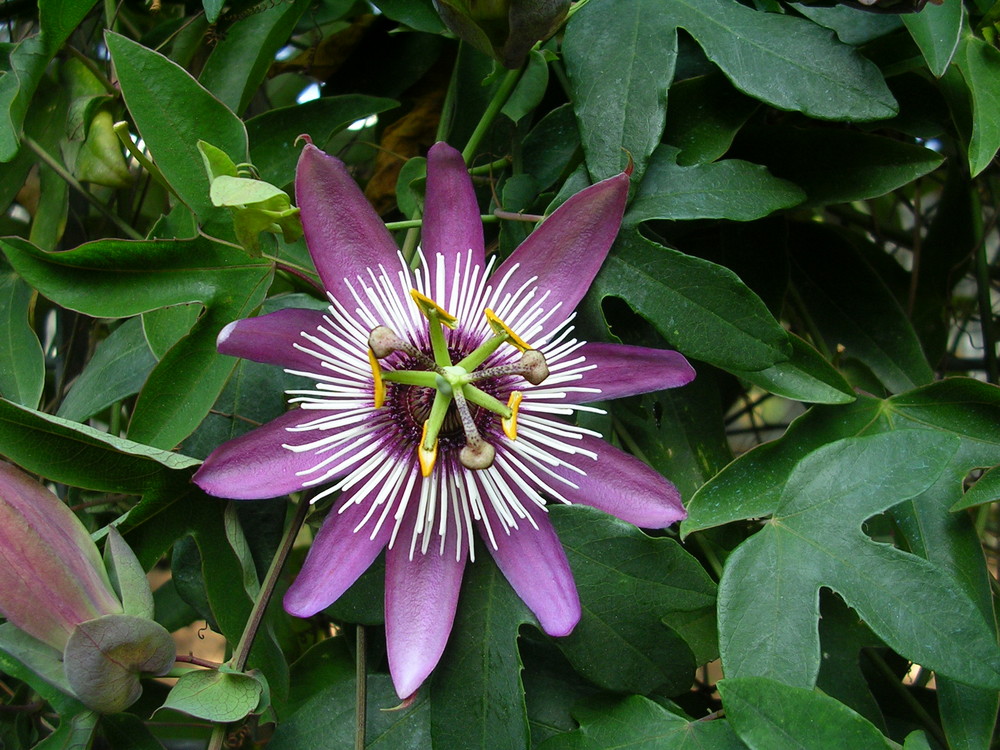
<box><xmin>592</xmin><ymin>230</ymin><xmax>790</xmax><ymax>372</ymax></box>
<box><xmin>719</xmin><ymin>677</ymin><xmax>893</xmax><ymax>750</ymax></box>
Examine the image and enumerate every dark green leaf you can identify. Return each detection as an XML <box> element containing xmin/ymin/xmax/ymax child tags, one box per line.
<box><xmin>953</xmin><ymin>34</ymin><xmax>1000</xmax><ymax>177</ymax></box>
<box><xmin>56</xmin><ymin>318</ymin><xmax>157</xmax><ymax>423</ymax></box>
<box><xmin>521</xmin><ymin>104</ymin><xmax>581</xmax><ymax>192</ymax></box>
<box><xmin>731</xmin><ymin>333</ymin><xmax>856</xmax><ymax>405</ymax></box>
<box><xmin>0</xmin><ymin>264</ymin><xmax>43</xmax><ymax>408</ymax></box>
<box><xmin>789</xmin><ymin>223</ymin><xmax>933</xmax><ymax>393</ymax></box>
<box><xmin>99</xmin><ymin>712</ymin><xmax>168</xmax><ymax>750</ymax></box>
<box><xmin>552</xmin><ymin>505</ymin><xmax>715</xmax><ymax>692</ymax></box>
<box><xmin>715</xmin><ymin>431</ymin><xmax>1000</xmax><ymax>691</ymax></box>
<box><xmin>592</xmin><ymin>231</ymin><xmax>791</xmax><ymax>372</ymax></box>
<box><xmin>625</xmin><ymin>146</ymin><xmax>804</xmax><ymax>224</ymax></box>
<box><xmin>33</xmin><ymin>709</ymin><xmax>99</xmax><ymax>750</ymax></box>
<box><xmin>0</xmin><ymin>235</ymin><xmax>273</xmax><ymax>448</ymax></box>
<box><xmin>502</xmin><ymin>50</ymin><xmax>549</xmax><ymax>124</ymax></box>
<box><xmin>268</xmin><ymin>669</ymin><xmax>430</xmax><ymax>750</ymax></box>
<box><xmin>105</xmin><ymin>32</ymin><xmax>248</xmax><ymax>220</ymax></box>
<box><xmin>247</xmin><ymin>95</ymin><xmax>399</xmax><ymax>188</ymax></box>
<box><xmin>902</xmin><ymin>0</ymin><xmax>962</xmax><ymax>77</ymax></box>
<box><xmin>954</xmin><ymin>464</ymin><xmax>1000</xmax><ymax>510</ymax></box>
<box><xmin>537</xmin><ymin>695</ymin><xmax>746</xmax><ymax>750</ymax></box>
<box><xmin>666</xmin><ymin>74</ymin><xmax>759</xmax><ymax>166</ymax></box>
<box><xmin>563</xmin><ymin>0</ymin><xmax>676</xmax><ymax>180</ymax></box>
<box><xmin>199</xmin><ymin>0</ymin><xmax>311</xmax><ymax>115</ymax></box>
<box><xmin>431</xmin><ymin>556</ymin><xmax>533</xmax><ymax>750</ymax></box>
<box><xmin>736</xmin><ymin>127</ymin><xmax>943</xmax><ymax>207</ymax></box>
<box><xmin>719</xmin><ymin>677</ymin><xmax>893</xmax><ymax>750</ymax></box>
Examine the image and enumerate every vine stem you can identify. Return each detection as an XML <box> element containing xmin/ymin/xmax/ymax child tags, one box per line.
<box><xmin>22</xmin><ymin>136</ymin><xmax>143</xmax><ymax>241</ymax></box>
<box><xmin>461</xmin><ymin>67</ymin><xmax>523</xmax><ymax>166</ymax></box>
<box><xmin>355</xmin><ymin>625</ymin><xmax>367</xmax><ymax>750</ymax></box>
<box><xmin>205</xmin><ymin>494</ymin><xmax>312</xmax><ymax>750</ymax></box>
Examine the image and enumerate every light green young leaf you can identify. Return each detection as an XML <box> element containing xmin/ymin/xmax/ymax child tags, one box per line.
<box><xmin>162</xmin><ymin>669</ymin><xmax>263</xmax><ymax>723</ymax></box>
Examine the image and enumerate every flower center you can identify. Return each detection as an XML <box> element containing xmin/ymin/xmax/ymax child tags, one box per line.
<box><xmin>367</xmin><ymin>289</ymin><xmax>550</xmax><ymax>476</ymax></box>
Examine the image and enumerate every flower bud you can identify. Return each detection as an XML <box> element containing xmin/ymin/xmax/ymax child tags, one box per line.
<box><xmin>433</xmin><ymin>0</ymin><xmax>569</xmax><ymax>68</ymax></box>
<box><xmin>0</xmin><ymin>462</ymin><xmax>123</xmax><ymax>651</ymax></box>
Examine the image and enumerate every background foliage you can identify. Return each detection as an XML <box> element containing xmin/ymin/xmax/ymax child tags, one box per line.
<box><xmin>0</xmin><ymin>0</ymin><xmax>999</xmax><ymax>748</ymax></box>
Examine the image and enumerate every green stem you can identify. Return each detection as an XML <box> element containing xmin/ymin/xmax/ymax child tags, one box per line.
<box><xmin>863</xmin><ymin>648</ymin><xmax>947</xmax><ymax>748</ymax></box>
<box><xmin>462</xmin><ymin>67</ymin><xmax>523</xmax><ymax>166</ymax></box>
<box><xmin>355</xmin><ymin>625</ymin><xmax>367</xmax><ymax>750</ymax></box>
<box><xmin>22</xmin><ymin>137</ymin><xmax>143</xmax><ymax>241</ymax></box>
<box><xmin>205</xmin><ymin>495</ymin><xmax>312</xmax><ymax>750</ymax></box>
<box><xmin>468</xmin><ymin>157</ymin><xmax>510</xmax><ymax>176</ymax></box>
<box><xmin>974</xmin><ymin>237</ymin><xmax>998</xmax><ymax>383</ymax></box>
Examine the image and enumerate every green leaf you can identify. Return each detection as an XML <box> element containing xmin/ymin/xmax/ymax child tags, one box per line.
<box><xmin>666</xmin><ymin>74</ymin><xmax>759</xmax><ymax>166</ymax></box>
<box><xmin>502</xmin><ymin>50</ymin><xmax>549</xmax><ymax>124</ymax></box>
<box><xmin>789</xmin><ymin>223</ymin><xmax>934</xmax><ymax>394</ymax></box>
<box><xmin>104</xmin><ymin>527</ymin><xmax>155</xmax><ymax>620</ymax></box>
<box><xmin>64</xmin><ymin>614</ymin><xmax>176</xmax><ymax>714</ymax></box>
<box><xmin>736</xmin><ymin>127</ymin><xmax>943</xmax><ymax>207</ymax></box>
<box><xmin>719</xmin><ymin>677</ymin><xmax>893</xmax><ymax>750</ymax></box>
<box><xmin>953</xmin><ymin>34</ymin><xmax>1000</xmax><ymax>177</ymax></box>
<box><xmin>0</xmin><ymin>0</ymin><xmax>99</xmax><ymax>159</ymax></box>
<box><xmin>105</xmin><ymin>32</ymin><xmax>248</xmax><ymax>220</ymax></box>
<box><xmin>715</xmin><ymin>430</ymin><xmax>1000</xmax><ymax>691</ymax></box>
<box><xmin>551</xmin><ymin>505</ymin><xmax>716</xmax><ymax>692</ymax></box>
<box><xmin>247</xmin><ymin>95</ymin><xmax>399</xmax><ymax>188</ymax></box>
<box><xmin>0</xmin><ymin>235</ymin><xmax>273</xmax><ymax>449</ymax></box>
<box><xmin>162</xmin><ymin>669</ymin><xmax>264</xmax><ymax>722</ymax></box>
<box><xmin>0</xmin><ymin>623</ymin><xmax>76</xmax><ymax>702</ymax></box>
<box><xmin>522</xmin><ymin>104</ymin><xmax>582</xmax><ymax>192</ymax></box>
<box><xmin>0</xmin><ymin>263</ymin><xmax>43</xmax><ymax>408</ymax></box>
<box><xmin>731</xmin><ymin>333</ymin><xmax>856</xmax><ymax>405</ymax></box>
<box><xmin>56</xmin><ymin>317</ymin><xmax>157</xmax><ymax>423</ymax></box>
<box><xmin>33</xmin><ymin>709</ymin><xmax>100</xmax><ymax>750</ymax></box>
<box><xmin>903</xmin><ymin>0</ymin><xmax>963</xmax><ymax>77</ymax></box>
<box><xmin>199</xmin><ymin>0</ymin><xmax>310</xmax><ymax>115</ymax></box>
<box><xmin>563</xmin><ymin>0</ymin><xmax>676</xmax><ymax>181</ymax></box>
<box><xmin>563</xmin><ymin>0</ymin><xmax>895</xmax><ymax>180</ymax></box>
<box><xmin>625</xmin><ymin>146</ymin><xmax>804</xmax><ymax>224</ymax></box>
<box><xmin>592</xmin><ymin>230</ymin><xmax>790</xmax><ymax>372</ymax></box>
<box><xmin>431</xmin><ymin>556</ymin><xmax>533</xmax><ymax>750</ymax></box>
<box><xmin>0</xmin><ymin>397</ymin><xmax>199</xmax><ymax>494</ymax></box>
<box><xmin>954</xmin><ymin>464</ymin><xmax>1000</xmax><ymax>510</ymax></box>
<box><xmin>268</xmin><ymin>669</ymin><xmax>430</xmax><ymax>750</ymax></box>
<box><xmin>536</xmin><ymin>695</ymin><xmax>746</xmax><ymax>750</ymax></box>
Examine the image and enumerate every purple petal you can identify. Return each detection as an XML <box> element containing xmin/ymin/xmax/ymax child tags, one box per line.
<box><xmin>283</xmin><ymin>487</ymin><xmax>396</xmax><ymax>617</ymax></box>
<box><xmin>479</xmin><ymin>499</ymin><xmax>580</xmax><ymax>637</ymax></box>
<box><xmin>217</xmin><ymin>307</ymin><xmax>327</xmax><ymax>371</ymax></box>
<box><xmin>562</xmin><ymin>342</ymin><xmax>695</xmax><ymax>404</ymax></box>
<box><xmin>493</xmin><ymin>171</ymin><xmax>629</xmax><ymax>316</ymax></box>
<box><xmin>550</xmin><ymin>434</ymin><xmax>686</xmax><ymax>528</ymax></box>
<box><xmin>422</xmin><ymin>143</ymin><xmax>484</xmax><ymax>292</ymax></box>
<box><xmin>296</xmin><ymin>143</ymin><xmax>401</xmax><ymax>306</ymax></box>
<box><xmin>194</xmin><ymin>410</ymin><xmax>340</xmax><ymax>499</ymax></box>
<box><xmin>385</xmin><ymin>512</ymin><xmax>466</xmax><ymax>699</ymax></box>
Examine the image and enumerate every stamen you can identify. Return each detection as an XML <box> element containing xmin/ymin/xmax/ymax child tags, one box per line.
<box><xmin>519</xmin><ymin>350</ymin><xmax>549</xmax><ymax>385</ymax></box>
<box><xmin>410</xmin><ymin>289</ymin><xmax>458</xmax><ymax>328</ymax></box>
<box><xmin>484</xmin><ymin>308</ymin><xmax>531</xmax><ymax>351</ymax></box>
<box><xmin>367</xmin><ymin>349</ymin><xmax>385</xmax><ymax>408</ymax></box>
<box><xmin>368</xmin><ymin>325</ymin><xmax>439</xmax><ymax>370</ymax></box>
<box><xmin>418</xmin><ymin>422</ymin><xmax>438</xmax><ymax>477</ymax></box>
<box><xmin>502</xmin><ymin>391</ymin><xmax>522</xmax><ymax>439</ymax></box>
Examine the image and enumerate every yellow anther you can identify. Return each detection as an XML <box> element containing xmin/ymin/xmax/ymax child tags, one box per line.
<box><xmin>418</xmin><ymin>422</ymin><xmax>438</xmax><ymax>477</ymax></box>
<box><xmin>410</xmin><ymin>289</ymin><xmax>457</xmax><ymax>329</ymax></box>
<box><xmin>502</xmin><ymin>391</ymin><xmax>523</xmax><ymax>440</ymax></box>
<box><xmin>368</xmin><ymin>348</ymin><xmax>386</xmax><ymax>408</ymax></box>
<box><xmin>484</xmin><ymin>308</ymin><xmax>531</xmax><ymax>352</ymax></box>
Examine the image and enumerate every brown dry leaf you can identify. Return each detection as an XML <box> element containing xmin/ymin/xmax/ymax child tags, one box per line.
<box><xmin>364</xmin><ymin>89</ymin><xmax>444</xmax><ymax>215</ymax></box>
